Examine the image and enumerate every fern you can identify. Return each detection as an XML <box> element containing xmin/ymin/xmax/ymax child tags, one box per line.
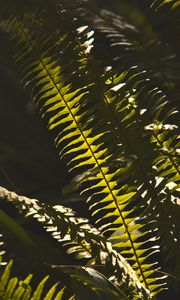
<box><xmin>0</xmin><ymin>260</ymin><xmax>68</xmax><ymax>300</ymax></box>
<box><xmin>0</xmin><ymin>264</ymin><xmax>126</xmax><ymax>300</ymax></box>
<box><xmin>0</xmin><ymin>214</ymin><xmax>129</xmax><ymax>300</ymax></box>
<box><xmin>0</xmin><ymin>0</ymin><xmax>179</xmax><ymax>298</ymax></box>
<box><xmin>0</xmin><ymin>186</ymin><xmax>150</xmax><ymax>299</ymax></box>
<box><xmin>0</xmin><ymin>4</ymin><xmax>167</xmax><ymax>296</ymax></box>
<box><xmin>80</xmin><ymin>0</ymin><xmax>180</xmax><ymax>267</ymax></box>
<box><xmin>0</xmin><ymin>215</ymin><xmax>68</xmax><ymax>299</ymax></box>
<box><xmin>0</xmin><ymin>259</ymin><xmax>131</xmax><ymax>300</ymax></box>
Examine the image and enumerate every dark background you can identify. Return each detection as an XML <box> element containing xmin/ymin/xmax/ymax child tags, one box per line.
<box><xmin>0</xmin><ymin>1</ymin><xmax>179</xmax><ymax>298</ymax></box>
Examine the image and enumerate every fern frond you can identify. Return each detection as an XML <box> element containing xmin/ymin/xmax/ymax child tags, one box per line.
<box><xmin>63</xmin><ymin>267</ymin><xmax>129</xmax><ymax>300</ymax></box>
<box><xmin>0</xmin><ymin>186</ymin><xmax>151</xmax><ymax>299</ymax></box>
<box><xmin>0</xmin><ymin>254</ymin><xmax>134</xmax><ymax>300</ymax></box>
<box><xmin>0</xmin><ymin>7</ymin><xmax>168</xmax><ymax>295</ymax></box>
<box><xmin>2</xmin><ymin>0</ymin><xmax>180</xmax><ymax>296</ymax></box>
<box><xmin>79</xmin><ymin>0</ymin><xmax>180</xmax><ymax>273</ymax></box>
<box><xmin>0</xmin><ymin>260</ymin><xmax>68</xmax><ymax>300</ymax></box>
<box><xmin>103</xmin><ymin>69</ymin><xmax>179</xmax><ymax>250</ymax></box>
<box><xmin>150</xmin><ymin>0</ymin><xmax>180</xmax><ymax>10</ymax></box>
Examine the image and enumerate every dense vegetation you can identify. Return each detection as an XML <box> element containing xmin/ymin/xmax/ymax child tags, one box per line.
<box><xmin>0</xmin><ymin>1</ymin><xmax>179</xmax><ymax>299</ymax></box>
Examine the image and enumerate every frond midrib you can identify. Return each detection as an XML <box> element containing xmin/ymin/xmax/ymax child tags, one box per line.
<box><xmin>13</xmin><ymin>17</ymin><xmax>152</xmax><ymax>290</ymax></box>
<box><xmin>0</xmin><ymin>185</ymin><xmax>151</xmax><ymax>299</ymax></box>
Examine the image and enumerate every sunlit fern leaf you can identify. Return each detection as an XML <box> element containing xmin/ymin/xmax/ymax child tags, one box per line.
<box><xmin>105</xmin><ymin>69</ymin><xmax>179</xmax><ymax>221</ymax></box>
<box><xmin>0</xmin><ymin>11</ymin><xmax>166</xmax><ymax>296</ymax></box>
<box><xmin>108</xmin><ymin>71</ymin><xmax>180</xmax><ymax>270</ymax></box>
<box><xmin>0</xmin><ymin>186</ymin><xmax>150</xmax><ymax>299</ymax></box>
<box><xmin>53</xmin><ymin>287</ymin><xmax>66</xmax><ymax>300</ymax></box>
<box><xmin>150</xmin><ymin>0</ymin><xmax>179</xmax><ymax>10</ymax></box>
<box><xmin>0</xmin><ymin>1</ymin><xmax>174</xmax><ymax>296</ymax></box>
<box><xmin>0</xmin><ymin>260</ymin><xmax>68</xmax><ymax>300</ymax></box>
<box><xmin>80</xmin><ymin>0</ymin><xmax>180</xmax><ymax>273</ymax></box>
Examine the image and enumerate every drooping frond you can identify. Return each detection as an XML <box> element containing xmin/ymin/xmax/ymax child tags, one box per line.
<box><xmin>0</xmin><ymin>259</ymin><xmax>135</xmax><ymax>300</ymax></box>
<box><xmin>0</xmin><ymin>3</ymin><xmax>170</xmax><ymax>295</ymax></box>
<box><xmin>0</xmin><ymin>258</ymin><xmax>133</xmax><ymax>300</ymax></box>
<box><xmin>1</xmin><ymin>0</ymin><xmax>180</xmax><ymax>297</ymax></box>
<box><xmin>0</xmin><ymin>186</ymin><xmax>150</xmax><ymax>299</ymax></box>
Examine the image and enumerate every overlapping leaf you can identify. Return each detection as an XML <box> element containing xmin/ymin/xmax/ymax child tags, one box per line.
<box><xmin>1</xmin><ymin>0</ymin><xmax>178</xmax><ymax>297</ymax></box>
<box><xmin>79</xmin><ymin>0</ymin><xmax>179</xmax><ymax>277</ymax></box>
<box><xmin>0</xmin><ymin>186</ymin><xmax>150</xmax><ymax>299</ymax></box>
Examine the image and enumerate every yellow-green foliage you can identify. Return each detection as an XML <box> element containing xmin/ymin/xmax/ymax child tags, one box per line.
<box><xmin>0</xmin><ymin>0</ymin><xmax>179</xmax><ymax>299</ymax></box>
